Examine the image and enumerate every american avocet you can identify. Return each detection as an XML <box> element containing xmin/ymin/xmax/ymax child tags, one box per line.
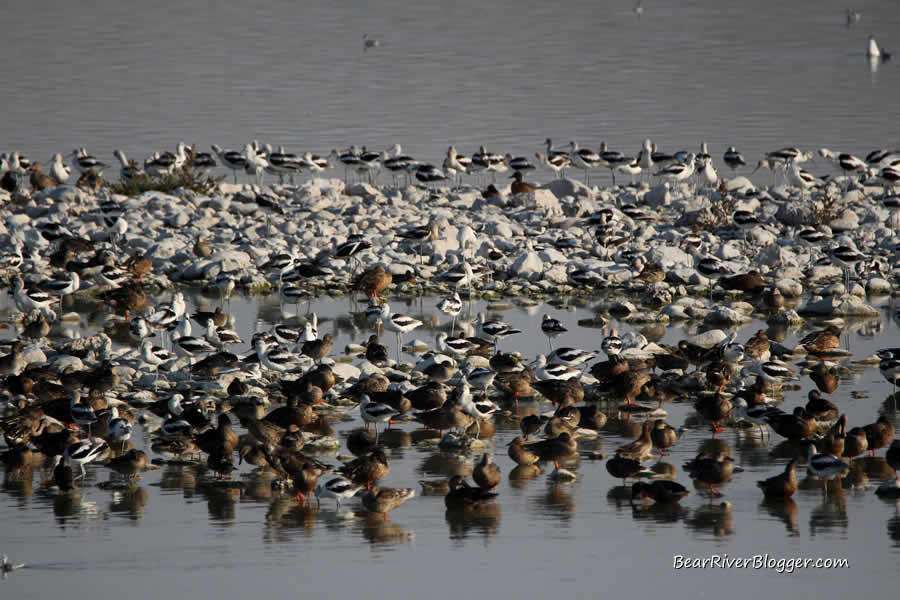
<box><xmin>363</xmin><ymin>33</ymin><xmax>381</xmax><ymax>50</ymax></box>
<box><xmin>39</xmin><ymin>271</ymin><xmax>79</xmax><ymax>312</ymax></box>
<box><xmin>696</xmin><ymin>254</ymin><xmax>734</xmax><ymax>298</ymax></box>
<box><xmin>601</xmin><ymin>328</ymin><xmax>623</xmax><ymax>358</ymax></box>
<box><xmin>254</xmin><ymin>337</ymin><xmax>296</xmax><ymax>372</ymax></box>
<box><xmin>568</xmin><ymin>140</ymin><xmax>603</xmax><ymax>185</ymax></box>
<box><xmin>506</xmin><ymin>153</ymin><xmax>535</xmax><ymax>173</ymax></box>
<box><xmin>786</xmin><ymin>158</ymin><xmax>820</xmax><ymax>191</ymax></box>
<box><xmin>723</xmin><ymin>146</ymin><xmax>746</xmax><ymax>171</ymax></box>
<box><xmin>108</xmin><ymin>406</ymin><xmax>132</xmax><ymax>452</ymax></box>
<box><xmin>806</xmin><ymin>443</ymin><xmax>849</xmax><ymax>495</ymax></box>
<box><xmin>381</xmin><ymin>144</ymin><xmax>418</xmax><ymax>186</ymax></box>
<box><xmin>242</xmin><ymin>143</ymin><xmax>268</xmax><ymax>186</ymax></box>
<box><xmin>535</xmin><ymin>152</ymin><xmax>571</xmax><ymax>178</ymax></box>
<box><xmin>614</xmin><ymin>157</ymin><xmax>642</xmax><ymax>185</ymax></box>
<box><xmin>541</xmin><ymin>314</ymin><xmax>567</xmax><ymax>334</ymax></box>
<box><xmin>532</xmin><ymin>354</ymin><xmax>580</xmax><ymax>381</ymax></box>
<box><xmin>359</xmin><ymin>394</ymin><xmax>398</xmax><ymax>439</ymax></box>
<box><xmin>64</xmin><ymin>437</ymin><xmax>109</xmax><ymax>479</ymax></box>
<box><xmin>314</xmin><ymin>476</ymin><xmax>361</xmax><ymax>509</ymax></box>
<box><xmin>49</xmin><ymin>152</ymin><xmax>71</xmax><ymax>183</ymax></box>
<box><xmin>70</xmin><ymin>148</ymin><xmax>108</xmax><ymax>175</ymax></box>
<box><xmin>549</xmin><ymin>346</ymin><xmax>598</xmax><ymax>368</ymax></box>
<box><xmin>475</xmin><ymin>312</ymin><xmax>521</xmax><ymax>349</ymax></box>
<box><xmin>12</xmin><ymin>275</ymin><xmax>55</xmax><ymax>316</ymax></box>
<box><xmin>384</xmin><ymin>312</ymin><xmax>422</xmax><ymax>360</ymax></box>
<box><xmin>443</xmin><ymin>146</ymin><xmax>468</xmax><ymax>187</ymax></box>
<box><xmin>599</xmin><ymin>143</ymin><xmax>630</xmax><ymax>186</ymax></box>
<box><xmin>655</xmin><ymin>152</ymin><xmax>695</xmax><ymax>189</ymax></box>
<box><xmin>211</xmin><ymin>144</ymin><xmax>249</xmax><ymax>183</ymax></box>
<box><xmin>171</xmin><ymin>331</ymin><xmax>216</xmax><ymax>379</ymax></box>
<box><xmin>472</xmin><ymin>145</ymin><xmax>508</xmax><ymax>182</ymax></box>
<box><xmin>113</xmin><ymin>149</ymin><xmax>142</xmax><ymax>182</ymax></box>
<box><xmin>829</xmin><ymin>244</ymin><xmax>867</xmax><ymax>288</ymax></box>
<box><xmin>437</xmin><ymin>292</ymin><xmax>463</xmax><ymax>333</ymax></box>
<box><xmin>414</xmin><ymin>163</ymin><xmax>447</xmax><ymax>187</ymax></box>
<box><xmin>879</xmin><ymin>165</ymin><xmax>900</xmax><ymax>191</ymax></box>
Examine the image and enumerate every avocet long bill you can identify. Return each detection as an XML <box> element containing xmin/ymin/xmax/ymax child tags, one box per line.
<box><xmin>108</xmin><ymin>406</ymin><xmax>133</xmax><ymax>451</ymax></box>
<box><xmin>568</xmin><ymin>141</ymin><xmax>604</xmax><ymax>185</ymax></box>
<box><xmin>64</xmin><ymin>437</ymin><xmax>109</xmax><ymax>479</ymax></box>
<box><xmin>532</xmin><ymin>354</ymin><xmax>581</xmax><ymax>381</ymax></box>
<box><xmin>548</xmin><ymin>346</ymin><xmax>598</xmax><ymax>368</ymax></box>
<box><xmin>601</xmin><ymin>328</ymin><xmax>623</xmax><ymax>358</ymax></box>
<box><xmin>806</xmin><ymin>443</ymin><xmax>849</xmax><ymax>495</ymax></box>
<box><xmin>475</xmin><ymin>312</ymin><xmax>521</xmax><ymax>350</ymax></box>
<box><xmin>466</xmin><ymin>366</ymin><xmax>496</xmax><ymax>392</ymax></box>
<box><xmin>437</xmin><ymin>292</ymin><xmax>463</xmax><ymax>334</ymax></box>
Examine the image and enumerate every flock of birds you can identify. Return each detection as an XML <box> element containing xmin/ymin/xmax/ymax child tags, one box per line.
<box><xmin>2</xmin><ymin>136</ymin><xmax>900</xmax><ymax>196</ymax></box>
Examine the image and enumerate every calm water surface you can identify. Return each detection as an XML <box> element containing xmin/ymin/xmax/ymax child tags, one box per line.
<box><xmin>2</xmin><ymin>289</ymin><xmax>899</xmax><ymax>598</ymax></box>
<box><xmin>2</xmin><ymin>0</ymin><xmax>899</xmax><ymax>173</ymax></box>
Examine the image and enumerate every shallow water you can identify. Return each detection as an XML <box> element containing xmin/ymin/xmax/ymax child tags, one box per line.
<box><xmin>2</xmin><ymin>289</ymin><xmax>899</xmax><ymax>598</ymax></box>
<box><xmin>2</xmin><ymin>0</ymin><xmax>899</xmax><ymax>176</ymax></box>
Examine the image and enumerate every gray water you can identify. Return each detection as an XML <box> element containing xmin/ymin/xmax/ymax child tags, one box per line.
<box><xmin>3</xmin><ymin>0</ymin><xmax>899</xmax><ymax>173</ymax></box>
<box><xmin>3</xmin><ymin>0</ymin><xmax>900</xmax><ymax>597</ymax></box>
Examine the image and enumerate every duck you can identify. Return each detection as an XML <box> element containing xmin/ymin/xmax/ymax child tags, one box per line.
<box><xmin>842</xmin><ymin>426</ymin><xmax>869</xmax><ymax>459</ymax></box>
<box><xmin>301</xmin><ymin>333</ymin><xmax>333</xmax><ymax>364</ymax></box>
<box><xmin>809</xmin><ymin>362</ymin><xmax>840</xmax><ymax>398</ymax></box>
<box><xmin>767</xmin><ymin>407</ymin><xmax>816</xmax><ymax>441</ymax></box>
<box><xmin>337</xmin><ymin>449</ymin><xmax>390</xmax><ymax>489</ymax></box>
<box><xmin>684</xmin><ymin>452</ymin><xmax>735</xmax><ymax>497</ymax></box>
<box><xmin>361</xmin><ymin>487</ymin><xmax>415</xmax><ymax>517</ymax></box>
<box><xmin>519</xmin><ymin>415</ymin><xmax>544</xmax><ymax>439</ymax></box>
<box><xmin>353</xmin><ymin>265</ymin><xmax>393</xmax><ymax>298</ymax></box>
<box><xmin>578</xmin><ymin>405</ymin><xmax>607</xmax><ymax>430</ymax></box>
<box><xmin>743</xmin><ymin>329</ymin><xmax>771</xmax><ymax>361</ymax></box>
<box><xmin>694</xmin><ymin>392</ymin><xmax>732</xmax><ymax>434</ymax></box>
<box><xmin>804</xmin><ymin>390</ymin><xmax>838</xmax><ymax>423</ymax></box>
<box><xmin>507</xmin><ymin>437</ymin><xmax>540</xmax><ymax>466</ymax></box>
<box><xmin>613</xmin><ymin>366</ymin><xmax>652</xmax><ymax>405</ymax></box>
<box><xmin>862</xmin><ymin>416</ymin><xmax>895</xmax><ymax>456</ymax></box>
<box><xmin>756</xmin><ymin>458</ymin><xmax>798</xmax><ymax>497</ymax></box>
<box><xmin>650</xmin><ymin>420</ymin><xmax>678</xmax><ymax>456</ymax></box>
<box><xmin>473</xmin><ymin>453</ymin><xmax>501</xmax><ymax>490</ymax></box>
<box><xmin>616</xmin><ymin>420</ymin><xmax>655</xmax><ymax>461</ymax></box>
<box><xmin>405</xmin><ymin>381</ymin><xmax>446</xmax><ymax>412</ymax></box>
<box><xmin>529</xmin><ymin>432</ymin><xmax>578</xmax><ymax>468</ymax></box>
<box><xmin>605</xmin><ymin>454</ymin><xmax>647</xmax><ymax>482</ymax></box>
<box><xmin>821</xmin><ymin>415</ymin><xmax>846</xmax><ymax>457</ymax></box>
<box><xmin>631</xmin><ymin>480</ymin><xmax>690</xmax><ymax>504</ymax></box>
<box><xmin>265</xmin><ymin>450</ymin><xmax>331</xmax><ymax>506</ymax></box>
<box><xmin>532</xmin><ymin>378</ymin><xmax>584</xmax><ymax>408</ymax></box>
<box><xmin>494</xmin><ymin>367</ymin><xmax>536</xmax><ymax>411</ymax></box>
<box><xmin>509</xmin><ymin>171</ymin><xmax>536</xmax><ymax>195</ymax></box>
<box><xmin>445</xmin><ymin>475</ymin><xmax>497</xmax><ymax>510</ymax></box>
<box><xmin>364</xmin><ymin>335</ymin><xmax>389</xmax><ymax>365</ymax></box>
<box><xmin>106</xmin><ymin>449</ymin><xmax>148</xmax><ymax>480</ymax></box>
<box><xmin>799</xmin><ymin>325</ymin><xmax>841</xmax><ymax>355</ymax></box>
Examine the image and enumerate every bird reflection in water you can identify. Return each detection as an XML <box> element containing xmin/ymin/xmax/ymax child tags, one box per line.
<box><xmin>686</xmin><ymin>502</ymin><xmax>735</xmax><ymax>537</ymax></box>
<box><xmin>508</xmin><ymin>464</ymin><xmax>542</xmax><ymax>491</ymax></box>
<box><xmin>417</xmin><ymin>452</ymin><xmax>472</xmax><ymax>480</ymax></box>
<box><xmin>533</xmin><ymin>480</ymin><xmax>576</xmax><ymax>522</ymax></box>
<box><xmin>158</xmin><ymin>464</ymin><xmax>199</xmax><ymax>498</ymax></box>
<box><xmin>358</xmin><ymin>512</ymin><xmax>415</xmax><ymax>547</ymax></box>
<box><xmin>759</xmin><ymin>497</ymin><xmax>799</xmax><ymax>536</ymax></box>
<box><xmin>809</xmin><ymin>485</ymin><xmax>848</xmax><ymax>537</ymax></box>
<box><xmin>445</xmin><ymin>504</ymin><xmax>500</xmax><ymax>544</ymax></box>
<box><xmin>109</xmin><ymin>486</ymin><xmax>148</xmax><ymax>519</ymax></box>
<box><xmin>199</xmin><ymin>483</ymin><xmax>241</xmax><ymax>523</ymax></box>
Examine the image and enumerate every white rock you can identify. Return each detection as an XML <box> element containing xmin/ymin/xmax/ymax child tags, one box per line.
<box><xmin>644</xmin><ymin>184</ymin><xmax>670</xmax><ymax>207</ymax></box>
<box><xmin>866</xmin><ymin>277</ymin><xmax>892</xmax><ymax>295</ymax></box>
<box><xmin>511</xmin><ymin>251</ymin><xmax>544</xmax><ymax>279</ymax></box>
<box><xmin>687</xmin><ymin>329</ymin><xmax>727</xmax><ymax>348</ymax></box>
<box><xmin>648</xmin><ymin>246</ymin><xmax>694</xmax><ymax>270</ymax></box>
<box><xmin>330</xmin><ymin>362</ymin><xmax>361</xmax><ymax>381</ymax></box>
<box><xmin>774</xmin><ymin>278</ymin><xmax>804</xmax><ymax>297</ymax></box>
<box><xmin>799</xmin><ymin>295</ymin><xmax>880</xmax><ymax>317</ymax></box>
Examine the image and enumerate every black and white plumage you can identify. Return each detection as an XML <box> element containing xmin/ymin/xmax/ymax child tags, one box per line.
<box><xmin>549</xmin><ymin>346</ymin><xmax>598</xmax><ymax>368</ymax></box>
<box><xmin>360</xmin><ymin>394</ymin><xmax>399</xmax><ymax>433</ymax></box>
<box><xmin>271</xmin><ymin>324</ymin><xmax>301</xmax><ymax>346</ymax></box>
<box><xmin>171</xmin><ymin>333</ymin><xmax>216</xmax><ymax>359</ymax></box>
<box><xmin>541</xmin><ymin>314</ymin><xmax>567</xmax><ymax>334</ymax></box>
<box><xmin>385</xmin><ymin>312</ymin><xmax>423</xmax><ymax>337</ymax></box>
<box><xmin>254</xmin><ymin>338</ymin><xmax>296</xmax><ymax>372</ymax></box>
<box><xmin>314</xmin><ymin>476</ymin><xmax>362</xmax><ymax>509</ymax></box>
<box><xmin>756</xmin><ymin>360</ymin><xmax>795</xmax><ymax>393</ymax></box>
<box><xmin>457</xmin><ymin>384</ymin><xmax>501</xmax><ymax>420</ymax></box>
<box><xmin>786</xmin><ymin>158</ymin><xmax>821</xmax><ymax>190</ymax></box>
<box><xmin>806</xmin><ymin>443</ymin><xmax>849</xmax><ymax>487</ymax></box>
<box><xmin>655</xmin><ymin>153</ymin><xmax>696</xmax><ymax>184</ymax></box>
<box><xmin>796</xmin><ymin>227</ymin><xmax>830</xmax><ymax>246</ymax></box>
<box><xmin>533</xmin><ymin>354</ymin><xmax>580</xmax><ymax>381</ymax></box>
<box><xmin>335</xmin><ymin>235</ymin><xmax>371</xmax><ymax>259</ymax></box>
<box><xmin>96</xmin><ymin>265</ymin><xmax>129</xmax><ymax>288</ymax></box>
<box><xmin>108</xmin><ymin>406</ymin><xmax>132</xmax><ymax>450</ymax></box>
<box><xmin>568</xmin><ymin>141</ymin><xmax>604</xmax><ymax>184</ymax></box>
<box><xmin>601</xmin><ymin>329</ymin><xmax>624</xmax><ymax>358</ymax></box>
<box><xmin>723</xmin><ymin>146</ymin><xmax>746</xmax><ymax>171</ymax></box>
<box><xmin>505</xmin><ymin>154</ymin><xmax>535</xmax><ymax>172</ymax></box>
<box><xmin>466</xmin><ymin>367</ymin><xmax>496</xmax><ymax>391</ymax></box>
<box><xmin>879</xmin><ymin>359</ymin><xmax>900</xmax><ymax>391</ymax></box>
<box><xmin>435</xmin><ymin>332</ymin><xmax>476</xmax><ymax>356</ymax></box>
<box><xmin>437</xmin><ymin>292</ymin><xmax>463</xmax><ymax>318</ymax></box>
<box><xmin>12</xmin><ymin>276</ymin><xmax>55</xmax><ymax>314</ymax></box>
<box><xmin>697</xmin><ymin>255</ymin><xmax>733</xmax><ymax>281</ymax></box>
<box><xmin>160</xmin><ymin>414</ymin><xmax>192</xmax><ymax>437</ymax></box>
<box><xmin>732</xmin><ymin>210</ymin><xmax>760</xmax><ymax>230</ymax></box>
<box><xmin>414</xmin><ymin>163</ymin><xmax>447</xmax><ymax>185</ymax></box>
<box><xmin>211</xmin><ymin>144</ymin><xmax>249</xmax><ymax>183</ymax></box>
<box><xmin>535</xmin><ymin>151</ymin><xmax>572</xmax><ymax>177</ymax></box>
<box><xmin>64</xmin><ymin>437</ymin><xmax>109</xmax><ymax>478</ymax></box>
<box><xmin>70</xmin><ymin>148</ymin><xmax>108</xmax><ymax>175</ymax></box>
<box><xmin>733</xmin><ymin>397</ymin><xmax>779</xmax><ymax>437</ymax></box>
<box><xmin>475</xmin><ymin>313</ymin><xmax>521</xmax><ymax>348</ymax></box>
<box><xmin>70</xmin><ymin>391</ymin><xmax>97</xmax><ymax>431</ymax></box>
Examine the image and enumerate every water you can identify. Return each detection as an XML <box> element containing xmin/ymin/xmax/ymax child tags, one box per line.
<box><xmin>3</xmin><ymin>0</ymin><xmax>900</xmax><ymax>595</ymax></box>
<box><xmin>2</xmin><ymin>289</ymin><xmax>899</xmax><ymax>598</ymax></box>
<box><xmin>2</xmin><ymin>0</ymin><xmax>898</xmax><ymax>173</ymax></box>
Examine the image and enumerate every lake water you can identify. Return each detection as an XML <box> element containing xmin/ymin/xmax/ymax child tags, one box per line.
<box><xmin>2</xmin><ymin>0</ymin><xmax>899</xmax><ymax>176</ymax></box>
<box><xmin>2</xmin><ymin>289</ymin><xmax>899</xmax><ymax>599</ymax></box>
<box><xmin>3</xmin><ymin>0</ymin><xmax>900</xmax><ymax>597</ymax></box>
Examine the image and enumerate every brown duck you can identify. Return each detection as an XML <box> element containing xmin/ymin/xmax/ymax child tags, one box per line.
<box><xmin>684</xmin><ymin>452</ymin><xmax>735</xmax><ymax>497</ymax></box>
<box><xmin>631</xmin><ymin>480</ymin><xmax>690</xmax><ymax>503</ymax></box>
<box><xmin>361</xmin><ymin>487</ymin><xmax>415</xmax><ymax>518</ymax></box>
<box><xmin>616</xmin><ymin>420</ymin><xmax>655</xmax><ymax>461</ymax></box>
<box><xmin>473</xmin><ymin>453</ymin><xmax>501</xmax><ymax>490</ymax></box>
<box><xmin>533</xmin><ymin>378</ymin><xmax>584</xmax><ymax>408</ymax></box>
<box><xmin>337</xmin><ymin>449</ymin><xmax>390</xmax><ymax>489</ymax></box>
<box><xmin>694</xmin><ymin>392</ymin><xmax>732</xmax><ymax>434</ymax></box>
<box><xmin>445</xmin><ymin>475</ymin><xmax>497</xmax><ymax>510</ymax></box>
<box><xmin>508</xmin><ymin>437</ymin><xmax>540</xmax><ymax>466</ymax></box>
<box><xmin>863</xmin><ymin>416</ymin><xmax>895</xmax><ymax>456</ymax></box>
<box><xmin>800</xmin><ymin>326</ymin><xmax>841</xmax><ymax>355</ymax></box>
<box><xmin>529</xmin><ymin>432</ymin><xmax>577</xmax><ymax>468</ymax></box>
<box><xmin>743</xmin><ymin>329</ymin><xmax>771</xmax><ymax>361</ymax></box>
<box><xmin>842</xmin><ymin>426</ymin><xmax>868</xmax><ymax>459</ymax></box>
<box><xmin>810</xmin><ymin>362</ymin><xmax>839</xmax><ymax>398</ymax></box>
<box><xmin>767</xmin><ymin>407</ymin><xmax>816</xmax><ymax>441</ymax></box>
<box><xmin>804</xmin><ymin>390</ymin><xmax>838</xmax><ymax>423</ymax></box>
<box><xmin>650</xmin><ymin>419</ymin><xmax>678</xmax><ymax>456</ymax></box>
<box><xmin>756</xmin><ymin>458</ymin><xmax>798</xmax><ymax>497</ymax></box>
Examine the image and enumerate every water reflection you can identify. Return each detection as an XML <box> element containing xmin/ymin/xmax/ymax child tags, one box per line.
<box><xmin>630</xmin><ymin>499</ymin><xmax>689</xmax><ymax>526</ymax></box>
<box><xmin>759</xmin><ymin>497</ymin><xmax>799</xmax><ymax>537</ymax></box>
<box><xmin>532</xmin><ymin>481</ymin><xmax>576</xmax><ymax>522</ymax></box>
<box><xmin>685</xmin><ymin>502</ymin><xmax>735</xmax><ymax>538</ymax></box>
<box><xmin>108</xmin><ymin>486</ymin><xmax>148</xmax><ymax>520</ymax></box>
<box><xmin>809</xmin><ymin>486</ymin><xmax>849</xmax><ymax>537</ymax></box>
<box><xmin>357</xmin><ymin>513</ymin><xmax>415</xmax><ymax>548</ymax></box>
<box><xmin>445</xmin><ymin>505</ymin><xmax>500</xmax><ymax>544</ymax></box>
<box><xmin>199</xmin><ymin>484</ymin><xmax>241</xmax><ymax>523</ymax></box>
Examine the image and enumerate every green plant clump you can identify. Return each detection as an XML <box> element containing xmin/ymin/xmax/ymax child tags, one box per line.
<box><xmin>106</xmin><ymin>164</ymin><xmax>223</xmax><ymax>196</ymax></box>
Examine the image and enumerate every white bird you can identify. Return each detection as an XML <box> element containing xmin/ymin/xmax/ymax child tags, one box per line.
<box><xmin>548</xmin><ymin>346</ymin><xmax>598</xmax><ymax>368</ymax></box>
<box><xmin>475</xmin><ymin>312</ymin><xmax>521</xmax><ymax>349</ymax></box>
<box><xmin>50</xmin><ymin>152</ymin><xmax>71</xmax><ymax>182</ymax></box>
<box><xmin>384</xmin><ymin>312</ymin><xmax>423</xmax><ymax>360</ymax></box>
<box><xmin>532</xmin><ymin>354</ymin><xmax>581</xmax><ymax>381</ymax></box>
<box><xmin>601</xmin><ymin>328</ymin><xmax>624</xmax><ymax>358</ymax></box>
<box><xmin>806</xmin><ymin>443</ymin><xmax>849</xmax><ymax>495</ymax></box>
<box><xmin>437</xmin><ymin>292</ymin><xmax>463</xmax><ymax>333</ymax></box>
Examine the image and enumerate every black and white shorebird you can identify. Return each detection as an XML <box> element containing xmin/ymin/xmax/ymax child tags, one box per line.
<box><xmin>829</xmin><ymin>245</ymin><xmax>867</xmax><ymax>289</ymax></box>
<box><xmin>601</xmin><ymin>328</ymin><xmax>624</xmax><ymax>358</ymax></box>
<box><xmin>466</xmin><ymin>366</ymin><xmax>496</xmax><ymax>392</ymax></box>
<box><xmin>756</xmin><ymin>360</ymin><xmax>795</xmax><ymax>396</ymax></box>
<box><xmin>723</xmin><ymin>146</ymin><xmax>746</xmax><ymax>172</ymax></box>
<box><xmin>314</xmin><ymin>476</ymin><xmax>362</xmax><ymax>509</ymax></box>
<box><xmin>359</xmin><ymin>394</ymin><xmax>399</xmax><ymax>440</ymax></box>
<box><xmin>437</xmin><ymin>292</ymin><xmax>463</xmax><ymax>334</ymax></box>
<box><xmin>549</xmin><ymin>346</ymin><xmax>598</xmax><ymax>369</ymax></box>
<box><xmin>254</xmin><ymin>336</ymin><xmax>296</xmax><ymax>373</ymax></box>
<box><xmin>532</xmin><ymin>354</ymin><xmax>581</xmax><ymax>381</ymax></box>
<box><xmin>108</xmin><ymin>406</ymin><xmax>132</xmax><ymax>452</ymax></box>
<box><xmin>70</xmin><ymin>148</ymin><xmax>108</xmax><ymax>176</ymax></box>
<box><xmin>64</xmin><ymin>437</ymin><xmax>109</xmax><ymax>479</ymax></box>
<box><xmin>806</xmin><ymin>443</ymin><xmax>849</xmax><ymax>495</ymax></box>
<box><xmin>211</xmin><ymin>144</ymin><xmax>250</xmax><ymax>183</ymax></box>
<box><xmin>568</xmin><ymin>140</ymin><xmax>604</xmax><ymax>185</ymax></box>
<box><xmin>170</xmin><ymin>331</ymin><xmax>216</xmax><ymax>380</ymax></box>
<box><xmin>39</xmin><ymin>271</ymin><xmax>79</xmax><ymax>312</ymax></box>
<box><xmin>13</xmin><ymin>275</ymin><xmax>55</xmax><ymax>316</ymax></box>
<box><xmin>70</xmin><ymin>391</ymin><xmax>98</xmax><ymax>434</ymax></box>
<box><xmin>384</xmin><ymin>311</ymin><xmax>423</xmax><ymax>361</ymax></box>
<box><xmin>436</xmin><ymin>332</ymin><xmax>477</xmax><ymax>356</ymax></box>
<box><xmin>696</xmin><ymin>255</ymin><xmax>734</xmax><ymax>299</ymax></box>
<box><xmin>541</xmin><ymin>313</ymin><xmax>567</xmax><ymax>350</ymax></box>
<box><xmin>475</xmin><ymin>312</ymin><xmax>521</xmax><ymax>350</ymax></box>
